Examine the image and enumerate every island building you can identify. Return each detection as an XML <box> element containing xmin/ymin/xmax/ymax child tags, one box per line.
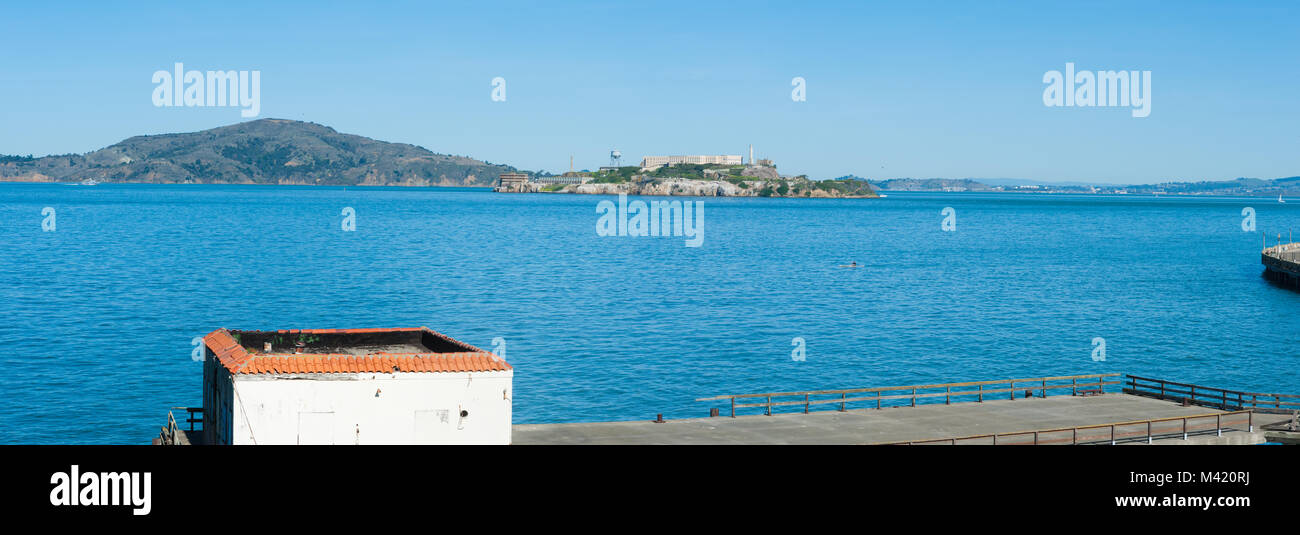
<box><xmin>640</xmin><ymin>154</ymin><xmax>743</xmax><ymax>171</ymax></box>
<box><xmin>534</xmin><ymin>171</ymin><xmax>592</xmax><ymax>185</ymax></box>
<box><xmin>498</xmin><ymin>172</ymin><xmax>529</xmax><ymax>188</ymax></box>
<box><xmin>197</xmin><ymin>327</ymin><xmax>512</xmax><ymax>445</ymax></box>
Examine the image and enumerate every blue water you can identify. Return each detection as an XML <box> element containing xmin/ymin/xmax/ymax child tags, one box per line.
<box><xmin>2</xmin><ymin>183</ymin><xmax>1298</xmax><ymax>444</ymax></box>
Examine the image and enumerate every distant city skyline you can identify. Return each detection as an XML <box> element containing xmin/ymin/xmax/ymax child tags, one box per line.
<box><xmin>2</xmin><ymin>1</ymin><xmax>1298</xmax><ymax>184</ymax></box>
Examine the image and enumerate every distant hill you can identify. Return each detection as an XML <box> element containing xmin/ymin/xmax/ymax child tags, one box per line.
<box><xmin>1119</xmin><ymin>176</ymin><xmax>1300</xmax><ymax>195</ymax></box>
<box><xmin>869</xmin><ymin>178</ymin><xmax>995</xmax><ymax>192</ymax></box>
<box><xmin>0</xmin><ymin>119</ymin><xmax>519</xmax><ymax>186</ymax></box>
<box><xmin>865</xmin><ymin>176</ymin><xmax>1300</xmax><ymax>195</ymax></box>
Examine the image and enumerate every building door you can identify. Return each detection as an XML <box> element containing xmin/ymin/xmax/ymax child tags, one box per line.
<box><xmin>297</xmin><ymin>412</ymin><xmax>335</xmax><ymax>445</ymax></box>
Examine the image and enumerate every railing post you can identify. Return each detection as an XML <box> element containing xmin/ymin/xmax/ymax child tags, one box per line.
<box><xmin>1190</xmin><ymin>385</ymin><xmax>1195</xmax><ymax>404</ymax></box>
<box><xmin>1033</xmin><ymin>431</ymin><xmax>1039</xmax><ymax>445</ymax></box>
<box><xmin>804</xmin><ymin>394</ymin><xmax>810</xmax><ymax>414</ymax></box>
<box><xmin>911</xmin><ymin>388</ymin><xmax>916</xmax><ymax>407</ymax></box>
<box><xmin>1160</xmin><ymin>380</ymin><xmax>1165</xmax><ymax>399</ymax></box>
<box><xmin>1216</xmin><ymin>414</ymin><xmax>1222</xmax><ymax>437</ymax></box>
<box><xmin>840</xmin><ymin>392</ymin><xmax>846</xmax><ymax>412</ymax></box>
<box><xmin>946</xmin><ymin>386</ymin><xmax>951</xmax><ymax>405</ymax></box>
<box><xmin>1110</xmin><ymin>425</ymin><xmax>1116</xmax><ymax>445</ymax></box>
<box><xmin>730</xmin><ymin>397</ymin><xmax>735</xmax><ymax>418</ymax></box>
<box><xmin>876</xmin><ymin>390</ymin><xmax>881</xmax><ymax>410</ymax></box>
<box><xmin>1041</xmin><ymin>378</ymin><xmax>1046</xmax><ymax>398</ymax></box>
<box><xmin>1072</xmin><ymin>378</ymin><xmax>1077</xmax><ymax>396</ymax></box>
<box><xmin>1182</xmin><ymin>417</ymin><xmax>1187</xmax><ymax>440</ymax></box>
<box><xmin>1221</xmin><ymin>390</ymin><xmax>1227</xmax><ymax>410</ymax></box>
<box><xmin>978</xmin><ymin>384</ymin><xmax>984</xmax><ymax>402</ymax></box>
<box><xmin>1010</xmin><ymin>380</ymin><xmax>1015</xmax><ymax>400</ymax></box>
<box><xmin>1147</xmin><ymin>421</ymin><xmax>1152</xmax><ymax>444</ymax></box>
<box><xmin>1072</xmin><ymin>428</ymin><xmax>1077</xmax><ymax>445</ymax></box>
<box><xmin>992</xmin><ymin>433</ymin><xmax>997</xmax><ymax>445</ymax></box>
<box><xmin>1249</xmin><ymin>411</ymin><xmax>1253</xmax><ymax>433</ymax></box>
<box><xmin>766</xmin><ymin>395</ymin><xmax>772</xmax><ymax>416</ymax></box>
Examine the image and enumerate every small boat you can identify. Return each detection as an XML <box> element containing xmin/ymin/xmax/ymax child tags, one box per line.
<box><xmin>78</xmin><ymin>179</ymin><xmax>100</xmax><ymax>186</ymax></box>
<box><xmin>1279</xmin><ymin>194</ymin><xmax>1285</xmax><ymax>204</ymax></box>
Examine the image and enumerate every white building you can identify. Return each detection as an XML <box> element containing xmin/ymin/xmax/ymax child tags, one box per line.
<box><xmin>200</xmin><ymin>327</ymin><xmax>512</xmax><ymax>445</ymax></box>
<box><xmin>641</xmin><ymin>154</ymin><xmax>743</xmax><ymax>171</ymax></box>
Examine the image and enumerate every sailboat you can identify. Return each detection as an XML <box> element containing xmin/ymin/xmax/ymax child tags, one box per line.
<box><xmin>1279</xmin><ymin>193</ymin><xmax>1286</xmax><ymax>204</ymax></box>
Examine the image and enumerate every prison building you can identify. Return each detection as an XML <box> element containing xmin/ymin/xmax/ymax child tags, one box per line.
<box><xmin>640</xmin><ymin>154</ymin><xmax>743</xmax><ymax>171</ymax></box>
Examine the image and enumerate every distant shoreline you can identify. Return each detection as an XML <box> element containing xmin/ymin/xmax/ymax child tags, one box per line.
<box><xmin>0</xmin><ymin>179</ymin><xmax>495</xmax><ymax>188</ymax></box>
<box><xmin>4</xmin><ymin>179</ymin><xmax>1295</xmax><ymax>199</ymax></box>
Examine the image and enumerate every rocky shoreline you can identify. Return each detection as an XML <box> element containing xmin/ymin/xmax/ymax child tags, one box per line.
<box><xmin>496</xmin><ymin>178</ymin><xmax>878</xmax><ymax>198</ymax></box>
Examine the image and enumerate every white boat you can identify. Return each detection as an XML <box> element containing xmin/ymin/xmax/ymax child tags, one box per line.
<box><xmin>78</xmin><ymin>179</ymin><xmax>100</xmax><ymax>186</ymax></box>
<box><xmin>1279</xmin><ymin>194</ymin><xmax>1285</xmax><ymax>204</ymax></box>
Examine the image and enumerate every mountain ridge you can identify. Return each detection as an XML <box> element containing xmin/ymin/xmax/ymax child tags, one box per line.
<box><xmin>0</xmin><ymin>119</ymin><xmax>518</xmax><ymax>186</ymax></box>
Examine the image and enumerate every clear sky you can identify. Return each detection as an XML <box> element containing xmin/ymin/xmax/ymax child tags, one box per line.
<box><xmin>1</xmin><ymin>1</ymin><xmax>1297</xmax><ymax>184</ymax></box>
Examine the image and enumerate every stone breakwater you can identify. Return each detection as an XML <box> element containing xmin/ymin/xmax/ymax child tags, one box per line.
<box><xmin>496</xmin><ymin>179</ymin><xmax>877</xmax><ymax>198</ymax></box>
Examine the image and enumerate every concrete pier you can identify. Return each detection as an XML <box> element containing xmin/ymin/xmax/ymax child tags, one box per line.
<box><xmin>1262</xmin><ymin>242</ymin><xmax>1300</xmax><ymax>289</ymax></box>
<box><xmin>512</xmin><ymin>394</ymin><xmax>1290</xmax><ymax>445</ymax></box>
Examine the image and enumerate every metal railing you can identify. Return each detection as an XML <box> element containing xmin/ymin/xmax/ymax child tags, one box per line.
<box><xmin>696</xmin><ymin>373</ymin><xmax>1121</xmax><ymax>417</ymax></box>
<box><xmin>882</xmin><ymin>410</ymin><xmax>1255</xmax><ymax>445</ymax></box>
<box><xmin>157</xmin><ymin>407</ymin><xmax>203</xmax><ymax>445</ymax></box>
<box><xmin>1124</xmin><ymin>375</ymin><xmax>1300</xmax><ymax>414</ymax></box>
<box><xmin>1262</xmin><ymin>241</ymin><xmax>1300</xmax><ymax>273</ymax></box>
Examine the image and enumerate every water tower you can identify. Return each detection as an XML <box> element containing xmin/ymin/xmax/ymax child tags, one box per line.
<box><xmin>610</xmin><ymin>149</ymin><xmax>622</xmax><ymax>168</ymax></box>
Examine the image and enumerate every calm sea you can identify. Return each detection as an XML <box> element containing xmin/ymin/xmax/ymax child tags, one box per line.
<box><xmin>2</xmin><ymin>183</ymin><xmax>1298</xmax><ymax>444</ymax></box>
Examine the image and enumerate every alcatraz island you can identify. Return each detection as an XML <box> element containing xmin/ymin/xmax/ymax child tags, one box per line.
<box><xmin>494</xmin><ymin>148</ymin><xmax>878</xmax><ymax>199</ymax></box>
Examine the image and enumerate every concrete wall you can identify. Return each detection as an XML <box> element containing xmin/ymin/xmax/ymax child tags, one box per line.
<box><xmin>226</xmin><ymin>371</ymin><xmax>512</xmax><ymax>445</ymax></box>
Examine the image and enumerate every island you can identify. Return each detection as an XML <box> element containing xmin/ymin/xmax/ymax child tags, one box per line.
<box><xmin>495</xmin><ymin>160</ymin><xmax>878</xmax><ymax>199</ymax></box>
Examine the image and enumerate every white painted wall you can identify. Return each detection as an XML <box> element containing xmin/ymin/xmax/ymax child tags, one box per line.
<box><xmin>227</xmin><ymin>371</ymin><xmax>512</xmax><ymax>445</ymax></box>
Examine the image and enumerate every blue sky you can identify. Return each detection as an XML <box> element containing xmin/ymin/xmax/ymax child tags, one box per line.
<box><xmin>1</xmin><ymin>0</ymin><xmax>1297</xmax><ymax>184</ymax></box>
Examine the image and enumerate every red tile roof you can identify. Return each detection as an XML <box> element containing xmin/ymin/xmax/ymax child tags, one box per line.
<box><xmin>202</xmin><ymin>327</ymin><xmax>511</xmax><ymax>375</ymax></box>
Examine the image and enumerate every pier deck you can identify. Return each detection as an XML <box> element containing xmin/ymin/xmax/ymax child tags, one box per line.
<box><xmin>512</xmin><ymin>394</ymin><xmax>1284</xmax><ymax>445</ymax></box>
<box><xmin>1262</xmin><ymin>242</ymin><xmax>1300</xmax><ymax>288</ymax></box>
